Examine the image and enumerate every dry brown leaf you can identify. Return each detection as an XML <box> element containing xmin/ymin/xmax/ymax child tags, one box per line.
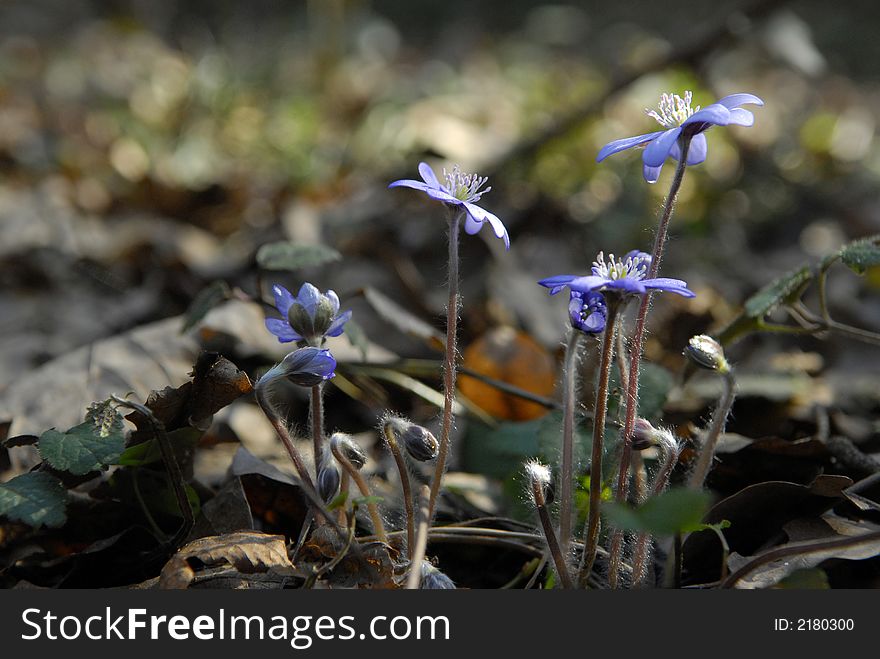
<box><xmin>159</xmin><ymin>530</ymin><xmax>300</xmax><ymax>589</ymax></box>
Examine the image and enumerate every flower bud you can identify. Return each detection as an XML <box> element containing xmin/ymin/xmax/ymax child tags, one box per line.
<box><xmin>330</xmin><ymin>432</ymin><xmax>367</xmax><ymax>470</ymax></box>
<box><xmin>631</xmin><ymin>418</ymin><xmax>661</xmax><ymax>450</ymax></box>
<box><xmin>385</xmin><ymin>417</ymin><xmax>439</xmax><ymax>462</ymax></box>
<box><xmin>317</xmin><ymin>459</ymin><xmax>341</xmax><ymax>503</ymax></box>
<box><xmin>684</xmin><ymin>335</ymin><xmax>729</xmax><ymax>373</ymax></box>
<box><xmin>419</xmin><ymin>562</ymin><xmax>456</xmax><ymax>589</ymax></box>
<box><xmin>524</xmin><ymin>459</ymin><xmax>554</xmax><ymax>505</ymax></box>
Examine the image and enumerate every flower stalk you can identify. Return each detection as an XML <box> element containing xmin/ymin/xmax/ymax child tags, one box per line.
<box><xmin>608</xmin><ymin>136</ymin><xmax>691</xmax><ymax>589</ymax></box>
<box><xmin>427</xmin><ymin>208</ymin><xmax>463</xmax><ymax>522</ymax></box>
<box><xmin>311</xmin><ymin>383</ymin><xmax>325</xmax><ymax>479</ymax></box>
<box><xmin>578</xmin><ymin>298</ymin><xmax>621</xmax><ymax>585</ymax></box>
<box><xmin>526</xmin><ymin>461</ymin><xmax>574</xmax><ymax>589</ymax></box>
<box><xmin>558</xmin><ymin>329</ymin><xmax>582</xmax><ymax>558</ymax></box>
<box><xmin>688</xmin><ymin>369</ymin><xmax>736</xmax><ymax>490</ymax></box>
<box><xmin>331</xmin><ymin>437</ymin><xmax>387</xmax><ymax>544</ymax></box>
<box><xmin>383</xmin><ymin>419</ymin><xmax>415</xmax><ymax>559</ymax></box>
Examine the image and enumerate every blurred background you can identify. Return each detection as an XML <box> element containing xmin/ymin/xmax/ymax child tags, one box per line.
<box><xmin>2</xmin><ymin>0</ymin><xmax>880</xmax><ymax>557</ymax></box>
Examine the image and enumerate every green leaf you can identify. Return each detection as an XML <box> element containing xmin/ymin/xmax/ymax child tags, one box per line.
<box><xmin>743</xmin><ymin>265</ymin><xmax>813</xmax><ymax>319</ymax></box>
<box><xmin>838</xmin><ymin>234</ymin><xmax>880</xmax><ymax>275</ymax></box>
<box><xmin>181</xmin><ymin>281</ymin><xmax>231</xmax><ymax>333</ymax></box>
<box><xmin>256</xmin><ymin>242</ymin><xmax>341</xmax><ymax>271</ymax></box>
<box><xmin>38</xmin><ymin>408</ymin><xmax>127</xmax><ymax>475</ymax></box>
<box><xmin>603</xmin><ymin>488</ymin><xmax>712</xmax><ymax>535</ymax></box>
<box><xmin>0</xmin><ymin>472</ymin><xmax>68</xmax><ymax>528</ymax></box>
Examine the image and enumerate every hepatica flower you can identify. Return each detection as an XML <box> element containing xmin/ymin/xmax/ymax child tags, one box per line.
<box><xmin>568</xmin><ymin>290</ymin><xmax>607</xmax><ymax>334</ymax></box>
<box><xmin>597</xmin><ymin>91</ymin><xmax>764</xmax><ymax>183</ymax></box>
<box><xmin>539</xmin><ymin>250</ymin><xmax>695</xmax><ymax>299</ymax></box>
<box><xmin>261</xmin><ymin>347</ymin><xmax>337</xmax><ymax>388</ymax></box>
<box><xmin>389</xmin><ymin>162</ymin><xmax>510</xmax><ymax>249</ymax></box>
<box><xmin>265</xmin><ymin>283</ymin><xmax>351</xmax><ymax>345</ymax></box>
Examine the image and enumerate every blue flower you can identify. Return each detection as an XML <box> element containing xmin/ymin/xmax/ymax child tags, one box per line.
<box><xmin>568</xmin><ymin>290</ymin><xmax>607</xmax><ymax>334</ymax></box>
<box><xmin>389</xmin><ymin>162</ymin><xmax>510</xmax><ymax>249</ymax></box>
<box><xmin>265</xmin><ymin>283</ymin><xmax>351</xmax><ymax>345</ymax></box>
<box><xmin>261</xmin><ymin>347</ymin><xmax>337</xmax><ymax>388</ymax></box>
<box><xmin>596</xmin><ymin>92</ymin><xmax>764</xmax><ymax>183</ymax></box>
<box><xmin>539</xmin><ymin>251</ymin><xmax>695</xmax><ymax>298</ymax></box>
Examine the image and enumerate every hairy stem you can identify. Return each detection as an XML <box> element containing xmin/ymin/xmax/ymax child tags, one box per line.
<box><xmin>406</xmin><ymin>485</ymin><xmax>432</xmax><ymax>589</ymax></box>
<box><xmin>631</xmin><ymin>440</ymin><xmax>681</xmax><ymax>586</ymax></box>
<box><xmin>688</xmin><ymin>369</ymin><xmax>736</xmax><ymax>490</ymax></box>
<box><xmin>255</xmin><ymin>386</ymin><xmax>317</xmax><ymax>493</ymax></box>
<box><xmin>532</xmin><ymin>479</ymin><xmax>575</xmax><ymax>589</ymax></box>
<box><xmin>577</xmin><ymin>301</ymin><xmax>620</xmax><ymax>586</ymax></box>
<box><xmin>427</xmin><ymin>209</ymin><xmax>462</xmax><ymax>522</ymax></box>
<box><xmin>559</xmin><ymin>329</ymin><xmax>582</xmax><ymax>558</ymax></box>
<box><xmin>383</xmin><ymin>422</ymin><xmax>415</xmax><ymax>559</ymax></box>
<box><xmin>311</xmin><ymin>383</ymin><xmax>324</xmax><ymax>479</ymax></box>
<box><xmin>331</xmin><ymin>441</ymin><xmax>388</xmax><ymax>544</ymax></box>
<box><xmin>608</xmin><ymin>137</ymin><xmax>691</xmax><ymax>589</ymax></box>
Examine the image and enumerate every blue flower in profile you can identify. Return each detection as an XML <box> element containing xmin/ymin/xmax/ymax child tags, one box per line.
<box><xmin>539</xmin><ymin>250</ymin><xmax>694</xmax><ymax>299</ymax></box>
<box><xmin>567</xmin><ymin>290</ymin><xmax>607</xmax><ymax>334</ymax></box>
<box><xmin>265</xmin><ymin>283</ymin><xmax>351</xmax><ymax>345</ymax></box>
<box><xmin>596</xmin><ymin>92</ymin><xmax>764</xmax><ymax>183</ymax></box>
<box><xmin>260</xmin><ymin>347</ymin><xmax>337</xmax><ymax>388</ymax></box>
<box><xmin>389</xmin><ymin>162</ymin><xmax>510</xmax><ymax>249</ymax></box>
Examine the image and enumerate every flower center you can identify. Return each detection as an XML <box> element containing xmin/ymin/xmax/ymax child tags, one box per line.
<box><xmin>646</xmin><ymin>91</ymin><xmax>700</xmax><ymax>128</ymax></box>
<box><xmin>443</xmin><ymin>165</ymin><xmax>491</xmax><ymax>202</ymax></box>
<box><xmin>592</xmin><ymin>251</ymin><xmax>647</xmax><ymax>281</ymax></box>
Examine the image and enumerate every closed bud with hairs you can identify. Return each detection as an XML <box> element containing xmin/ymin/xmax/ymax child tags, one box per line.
<box><xmin>317</xmin><ymin>452</ymin><xmax>341</xmax><ymax>503</ymax></box>
<box><xmin>684</xmin><ymin>334</ymin><xmax>729</xmax><ymax>373</ymax></box>
<box><xmin>384</xmin><ymin>417</ymin><xmax>439</xmax><ymax>462</ymax></box>
<box><xmin>329</xmin><ymin>433</ymin><xmax>367</xmax><ymax>470</ymax></box>
<box><xmin>419</xmin><ymin>561</ymin><xmax>456</xmax><ymax>589</ymax></box>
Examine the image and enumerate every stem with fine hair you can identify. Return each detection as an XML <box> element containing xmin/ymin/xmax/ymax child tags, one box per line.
<box><xmin>255</xmin><ymin>386</ymin><xmax>316</xmax><ymax>493</ymax></box>
<box><xmin>311</xmin><ymin>383</ymin><xmax>325</xmax><ymax>479</ymax></box>
<box><xmin>607</xmin><ymin>136</ymin><xmax>691</xmax><ymax>589</ymax></box>
<box><xmin>427</xmin><ymin>208</ymin><xmax>462</xmax><ymax>522</ymax></box>
<box><xmin>559</xmin><ymin>329</ymin><xmax>582</xmax><ymax>558</ymax></box>
<box><xmin>631</xmin><ymin>438</ymin><xmax>681</xmax><ymax>586</ymax></box>
<box><xmin>577</xmin><ymin>300</ymin><xmax>621</xmax><ymax>586</ymax></box>
<box><xmin>688</xmin><ymin>369</ymin><xmax>736</xmax><ymax>490</ymax></box>
<box><xmin>383</xmin><ymin>422</ymin><xmax>415</xmax><ymax>559</ymax></box>
<box><xmin>331</xmin><ymin>441</ymin><xmax>388</xmax><ymax>544</ymax></box>
<box><xmin>531</xmin><ymin>476</ymin><xmax>575</xmax><ymax>589</ymax></box>
<box><xmin>406</xmin><ymin>485</ymin><xmax>432</xmax><ymax>589</ymax></box>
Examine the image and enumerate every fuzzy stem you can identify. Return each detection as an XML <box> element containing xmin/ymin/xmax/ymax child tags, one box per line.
<box><xmin>331</xmin><ymin>441</ymin><xmax>388</xmax><ymax>544</ymax></box>
<box><xmin>310</xmin><ymin>383</ymin><xmax>325</xmax><ymax>479</ymax></box>
<box><xmin>607</xmin><ymin>136</ymin><xmax>691</xmax><ymax>589</ymax></box>
<box><xmin>558</xmin><ymin>329</ymin><xmax>582</xmax><ymax>558</ymax></box>
<box><xmin>406</xmin><ymin>485</ymin><xmax>432</xmax><ymax>589</ymax></box>
<box><xmin>427</xmin><ymin>209</ymin><xmax>463</xmax><ymax>522</ymax></box>
<box><xmin>688</xmin><ymin>369</ymin><xmax>736</xmax><ymax>490</ymax></box>
<box><xmin>384</xmin><ymin>422</ymin><xmax>415</xmax><ymax>559</ymax></box>
<box><xmin>255</xmin><ymin>386</ymin><xmax>317</xmax><ymax>494</ymax></box>
<box><xmin>532</xmin><ymin>479</ymin><xmax>575</xmax><ymax>589</ymax></box>
<box><xmin>577</xmin><ymin>301</ymin><xmax>620</xmax><ymax>586</ymax></box>
<box><xmin>631</xmin><ymin>440</ymin><xmax>681</xmax><ymax>586</ymax></box>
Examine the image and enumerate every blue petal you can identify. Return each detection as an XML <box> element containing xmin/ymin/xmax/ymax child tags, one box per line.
<box><xmin>464</xmin><ymin>202</ymin><xmax>509</xmax><ymax>249</ymax></box>
<box><xmin>682</xmin><ymin>104</ymin><xmax>731</xmax><ymax>128</ymax></box>
<box><xmin>389</xmin><ymin>179</ymin><xmax>433</xmax><ymax>192</ymax></box>
<box><xmin>605</xmin><ymin>278</ymin><xmax>647</xmax><ymax>295</ymax></box>
<box><xmin>643</xmin><ymin>163</ymin><xmax>663</xmax><ymax>184</ymax></box>
<box><xmin>326</xmin><ymin>289</ymin><xmax>340</xmax><ymax>315</ymax></box>
<box><xmin>716</xmin><ymin>93</ymin><xmax>764</xmax><ymax>109</ymax></box>
<box><xmin>296</xmin><ymin>282</ymin><xmax>322</xmax><ymax>316</ymax></box>
<box><xmin>265</xmin><ymin>318</ymin><xmax>301</xmax><ymax>343</ymax></box>
<box><xmin>272</xmin><ymin>284</ymin><xmax>295</xmax><ymax>316</ymax></box>
<box><xmin>643</xmin><ymin>127</ymin><xmax>682</xmax><ymax>167</ymax></box>
<box><xmin>418</xmin><ymin>162</ymin><xmax>442</xmax><ymax>189</ymax></box>
<box><xmin>670</xmin><ymin>133</ymin><xmax>708</xmax><ymax>165</ymax></box>
<box><xmin>326</xmin><ymin>310</ymin><xmax>352</xmax><ymax>337</ymax></box>
<box><xmin>727</xmin><ymin>108</ymin><xmax>754</xmax><ymax>127</ymax></box>
<box><xmin>642</xmin><ymin>277</ymin><xmax>695</xmax><ymax>298</ymax></box>
<box><xmin>567</xmin><ymin>275</ymin><xmax>608</xmax><ymax>293</ymax></box>
<box><xmin>463</xmin><ymin>212</ymin><xmax>483</xmax><ymax>235</ymax></box>
<box><xmin>596</xmin><ymin>130</ymin><xmax>666</xmax><ymax>163</ymax></box>
<box><xmin>581</xmin><ymin>311</ymin><xmax>606</xmax><ymax>333</ymax></box>
<box><xmin>538</xmin><ymin>275</ymin><xmax>578</xmax><ymax>295</ymax></box>
<box><xmin>426</xmin><ymin>188</ymin><xmax>460</xmax><ymax>204</ymax></box>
